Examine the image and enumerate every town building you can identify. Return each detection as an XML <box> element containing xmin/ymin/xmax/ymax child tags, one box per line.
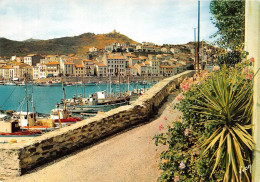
<box><xmin>126</xmin><ymin>66</ymin><xmax>138</xmax><ymax>76</ymax></box>
<box><xmin>75</xmin><ymin>64</ymin><xmax>85</xmax><ymax>77</ymax></box>
<box><xmin>95</xmin><ymin>63</ymin><xmax>107</xmax><ymax>77</ymax></box>
<box><xmin>45</xmin><ymin>62</ymin><xmax>60</xmax><ymax>77</ymax></box>
<box><xmin>82</xmin><ymin>59</ymin><xmax>95</xmax><ymax>76</ymax></box>
<box><xmin>103</xmin><ymin>54</ymin><xmax>126</xmax><ymax>76</ymax></box>
<box><xmin>24</xmin><ymin>54</ymin><xmax>43</xmax><ymax>66</ymax></box>
<box><xmin>159</xmin><ymin>65</ymin><xmax>177</xmax><ymax>77</ymax></box>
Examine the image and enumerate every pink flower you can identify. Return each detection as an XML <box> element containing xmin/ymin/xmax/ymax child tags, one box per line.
<box><xmin>192</xmin><ymin>148</ymin><xmax>200</xmax><ymax>156</ymax></box>
<box><xmin>188</xmin><ymin>77</ymin><xmax>194</xmax><ymax>83</ymax></box>
<box><xmin>163</xmin><ymin>116</ymin><xmax>168</xmax><ymax>120</ymax></box>
<box><xmin>180</xmin><ymin>82</ymin><xmax>190</xmax><ymax>92</ymax></box>
<box><xmin>242</xmin><ymin>68</ymin><xmax>249</xmax><ymax>75</ymax></box>
<box><xmin>179</xmin><ymin>161</ymin><xmax>186</xmax><ymax>169</ymax></box>
<box><xmin>176</xmin><ymin>94</ymin><xmax>183</xmax><ymax>101</ymax></box>
<box><xmin>174</xmin><ymin>176</ymin><xmax>180</xmax><ymax>182</ymax></box>
<box><xmin>246</xmin><ymin>73</ymin><xmax>253</xmax><ymax>80</ymax></box>
<box><xmin>184</xmin><ymin>128</ymin><xmax>189</xmax><ymax>136</ymax></box>
<box><xmin>250</xmin><ymin>57</ymin><xmax>255</xmax><ymax>63</ymax></box>
<box><xmin>213</xmin><ymin>66</ymin><xmax>220</xmax><ymax>71</ymax></box>
<box><xmin>158</xmin><ymin>124</ymin><xmax>164</xmax><ymax>131</ymax></box>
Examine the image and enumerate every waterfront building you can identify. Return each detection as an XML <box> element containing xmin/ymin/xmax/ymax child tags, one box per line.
<box><xmin>0</xmin><ymin>65</ymin><xmax>14</xmax><ymax>81</ymax></box>
<box><xmin>24</xmin><ymin>54</ymin><xmax>43</xmax><ymax>66</ymax></box>
<box><xmin>151</xmin><ymin>60</ymin><xmax>160</xmax><ymax>76</ymax></box>
<box><xmin>144</xmin><ymin>60</ymin><xmax>152</xmax><ymax>75</ymax></box>
<box><xmin>82</xmin><ymin>59</ymin><xmax>95</xmax><ymax>76</ymax></box>
<box><xmin>36</xmin><ymin>63</ymin><xmax>47</xmax><ymax>79</ymax></box>
<box><xmin>103</xmin><ymin>53</ymin><xmax>126</xmax><ymax>76</ymax></box>
<box><xmin>33</xmin><ymin>65</ymin><xmax>40</xmax><ymax>80</ymax></box>
<box><xmin>95</xmin><ymin>63</ymin><xmax>107</xmax><ymax>77</ymax></box>
<box><xmin>135</xmin><ymin>63</ymin><xmax>147</xmax><ymax>76</ymax></box>
<box><xmin>45</xmin><ymin>62</ymin><xmax>60</xmax><ymax>77</ymax></box>
<box><xmin>75</xmin><ymin>64</ymin><xmax>85</xmax><ymax>77</ymax></box>
<box><xmin>13</xmin><ymin>63</ymin><xmax>29</xmax><ymax>80</ymax></box>
<box><xmin>126</xmin><ymin>66</ymin><xmax>137</xmax><ymax>76</ymax></box>
<box><xmin>23</xmin><ymin>65</ymin><xmax>34</xmax><ymax>80</ymax></box>
<box><xmin>159</xmin><ymin>65</ymin><xmax>177</xmax><ymax>76</ymax></box>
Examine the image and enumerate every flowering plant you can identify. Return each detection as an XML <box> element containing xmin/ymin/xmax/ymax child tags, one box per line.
<box><xmin>154</xmin><ymin>60</ymin><xmax>254</xmax><ymax>182</ymax></box>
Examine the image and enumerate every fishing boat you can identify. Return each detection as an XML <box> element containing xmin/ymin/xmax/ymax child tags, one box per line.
<box><xmin>4</xmin><ymin>82</ymin><xmax>16</xmax><ymax>86</ymax></box>
<box><xmin>0</xmin><ymin>112</ymin><xmax>42</xmax><ymax>136</ymax></box>
<box><xmin>64</xmin><ymin>89</ymin><xmax>130</xmax><ymax>114</ymax></box>
<box><xmin>84</xmin><ymin>82</ymin><xmax>97</xmax><ymax>86</ymax></box>
<box><xmin>49</xmin><ymin>81</ymin><xmax>82</xmax><ymax>128</ymax></box>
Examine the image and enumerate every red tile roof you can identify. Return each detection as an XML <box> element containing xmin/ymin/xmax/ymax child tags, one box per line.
<box><xmin>45</xmin><ymin>62</ymin><xmax>59</xmax><ymax>65</ymax></box>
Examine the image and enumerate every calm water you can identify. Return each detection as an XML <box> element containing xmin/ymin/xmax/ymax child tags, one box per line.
<box><xmin>0</xmin><ymin>83</ymin><xmax>152</xmax><ymax>114</ymax></box>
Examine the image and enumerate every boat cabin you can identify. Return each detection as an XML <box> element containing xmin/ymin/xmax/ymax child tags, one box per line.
<box><xmin>50</xmin><ymin>108</ymin><xmax>70</xmax><ymax>120</ymax></box>
<box><xmin>12</xmin><ymin>111</ymin><xmax>37</xmax><ymax>127</ymax></box>
<box><xmin>96</xmin><ymin>91</ymin><xmax>107</xmax><ymax>99</ymax></box>
<box><xmin>0</xmin><ymin>114</ymin><xmax>20</xmax><ymax>133</ymax></box>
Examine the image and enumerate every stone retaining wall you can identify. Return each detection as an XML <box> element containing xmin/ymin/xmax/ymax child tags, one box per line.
<box><xmin>0</xmin><ymin>70</ymin><xmax>194</xmax><ymax>178</ymax></box>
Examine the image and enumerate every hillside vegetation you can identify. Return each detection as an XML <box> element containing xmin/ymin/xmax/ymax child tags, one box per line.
<box><xmin>0</xmin><ymin>32</ymin><xmax>138</xmax><ymax>56</ymax></box>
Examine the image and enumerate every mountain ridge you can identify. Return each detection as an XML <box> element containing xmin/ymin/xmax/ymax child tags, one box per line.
<box><xmin>0</xmin><ymin>31</ymin><xmax>138</xmax><ymax>56</ymax></box>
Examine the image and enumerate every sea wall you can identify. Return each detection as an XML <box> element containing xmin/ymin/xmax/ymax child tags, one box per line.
<box><xmin>0</xmin><ymin>70</ymin><xmax>195</xmax><ymax>178</ymax></box>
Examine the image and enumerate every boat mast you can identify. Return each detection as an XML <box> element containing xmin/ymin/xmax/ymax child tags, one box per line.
<box><xmin>82</xmin><ymin>74</ymin><xmax>85</xmax><ymax>98</ymax></box>
<box><xmin>128</xmin><ymin>75</ymin><xmax>130</xmax><ymax>92</ymax></box>
<box><xmin>117</xmin><ymin>68</ymin><xmax>121</xmax><ymax>97</ymax></box>
<box><xmin>25</xmin><ymin>74</ymin><xmax>29</xmax><ymax>129</ymax></box>
<box><xmin>62</xmin><ymin>77</ymin><xmax>67</xmax><ymax>111</ymax></box>
<box><xmin>31</xmin><ymin>83</ymin><xmax>36</xmax><ymax>116</ymax></box>
<box><xmin>109</xmin><ymin>66</ymin><xmax>112</xmax><ymax>99</ymax></box>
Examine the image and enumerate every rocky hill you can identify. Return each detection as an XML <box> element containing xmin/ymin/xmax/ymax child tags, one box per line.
<box><xmin>0</xmin><ymin>31</ymin><xmax>138</xmax><ymax>56</ymax></box>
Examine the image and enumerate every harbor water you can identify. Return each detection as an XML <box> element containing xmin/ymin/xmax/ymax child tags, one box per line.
<box><xmin>0</xmin><ymin>82</ymin><xmax>154</xmax><ymax>114</ymax></box>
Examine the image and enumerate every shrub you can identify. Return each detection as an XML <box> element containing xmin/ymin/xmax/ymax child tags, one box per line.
<box><xmin>155</xmin><ymin>61</ymin><xmax>254</xmax><ymax>182</ymax></box>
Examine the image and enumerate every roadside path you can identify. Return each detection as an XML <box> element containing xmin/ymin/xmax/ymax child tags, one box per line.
<box><xmin>9</xmin><ymin>93</ymin><xmax>181</xmax><ymax>182</ymax></box>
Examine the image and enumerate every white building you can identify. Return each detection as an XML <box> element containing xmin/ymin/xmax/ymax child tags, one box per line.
<box><xmin>103</xmin><ymin>54</ymin><xmax>126</xmax><ymax>76</ymax></box>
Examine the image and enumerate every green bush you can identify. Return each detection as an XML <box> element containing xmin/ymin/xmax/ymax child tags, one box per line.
<box><xmin>154</xmin><ymin>61</ymin><xmax>254</xmax><ymax>182</ymax></box>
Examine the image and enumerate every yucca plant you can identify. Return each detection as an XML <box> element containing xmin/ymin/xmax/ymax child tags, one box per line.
<box><xmin>192</xmin><ymin>68</ymin><xmax>254</xmax><ymax>182</ymax></box>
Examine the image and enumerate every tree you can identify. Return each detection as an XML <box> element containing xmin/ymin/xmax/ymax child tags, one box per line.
<box><xmin>210</xmin><ymin>0</ymin><xmax>245</xmax><ymax>50</ymax></box>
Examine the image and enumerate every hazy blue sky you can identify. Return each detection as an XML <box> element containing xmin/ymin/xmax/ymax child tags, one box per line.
<box><xmin>0</xmin><ymin>0</ymin><xmax>217</xmax><ymax>44</ymax></box>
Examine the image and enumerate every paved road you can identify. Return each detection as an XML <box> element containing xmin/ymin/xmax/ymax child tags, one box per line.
<box><xmin>9</xmin><ymin>93</ymin><xmax>181</xmax><ymax>182</ymax></box>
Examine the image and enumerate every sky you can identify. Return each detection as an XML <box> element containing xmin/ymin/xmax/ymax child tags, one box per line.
<box><xmin>0</xmin><ymin>0</ymin><xmax>218</xmax><ymax>45</ymax></box>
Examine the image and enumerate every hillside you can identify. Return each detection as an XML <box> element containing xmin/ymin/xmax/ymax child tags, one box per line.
<box><xmin>0</xmin><ymin>31</ymin><xmax>138</xmax><ymax>56</ymax></box>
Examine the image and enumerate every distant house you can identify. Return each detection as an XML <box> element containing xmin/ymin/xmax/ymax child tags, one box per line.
<box><xmin>161</xmin><ymin>47</ymin><xmax>170</xmax><ymax>53</ymax></box>
<box><xmin>105</xmin><ymin>43</ymin><xmax>124</xmax><ymax>52</ymax></box>
<box><xmin>89</xmin><ymin>47</ymin><xmax>98</xmax><ymax>52</ymax></box>
<box><xmin>22</xmin><ymin>65</ymin><xmax>34</xmax><ymax>80</ymax></box>
<box><xmin>151</xmin><ymin>60</ymin><xmax>160</xmax><ymax>76</ymax></box>
<box><xmin>36</xmin><ymin>63</ymin><xmax>47</xmax><ymax>79</ymax></box>
<box><xmin>45</xmin><ymin>62</ymin><xmax>60</xmax><ymax>77</ymax></box>
<box><xmin>13</xmin><ymin>63</ymin><xmax>29</xmax><ymax>80</ymax></box>
<box><xmin>40</xmin><ymin>55</ymin><xmax>60</xmax><ymax>64</ymax></box>
<box><xmin>103</xmin><ymin>54</ymin><xmax>126</xmax><ymax>76</ymax></box>
<box><xmin>95</xmin><ymin>63</ymin><xmax>107</xmax><ymax>77</ymax></box>
<box><xmin>126</xmin><ymin>66</ymin><xmax>137</xmax><ymax>76</ymax></box>
<box><xmin>63</xmin><ymin>62</ymin><xmax>75</xmax><ymax>76</ymax></box>
<box><xmin>75</xmin><ymin>64</ymin><xmax>85</xmax><ymax>77</ymax></box>
<box><xmin>135</xmin><ymin>63</ymin><xmax>147</xmax><ymax>76</ymax></box>
<box><xmin>159</xmin><ymin>65</ymin><xmax>177</xmax><ymax>76</ymax></box>
<box><xmin>33</xmin><ymin>65</ymin><xmax>40</xmax><ymax>80</ymax></box>
<box><xmin>0</xmin><ymin>65</ymin><xmax>14</xmax><ymax>81</ymax></box>
<box><xmin>82</xmin><ymin>59</ymin><xmax>95</xmax><ymax>76</ymax></box>
<box><xmin>24</xmin><ymin>54</ymin><xmax>43</xmax><ymax>66</ymax></box>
